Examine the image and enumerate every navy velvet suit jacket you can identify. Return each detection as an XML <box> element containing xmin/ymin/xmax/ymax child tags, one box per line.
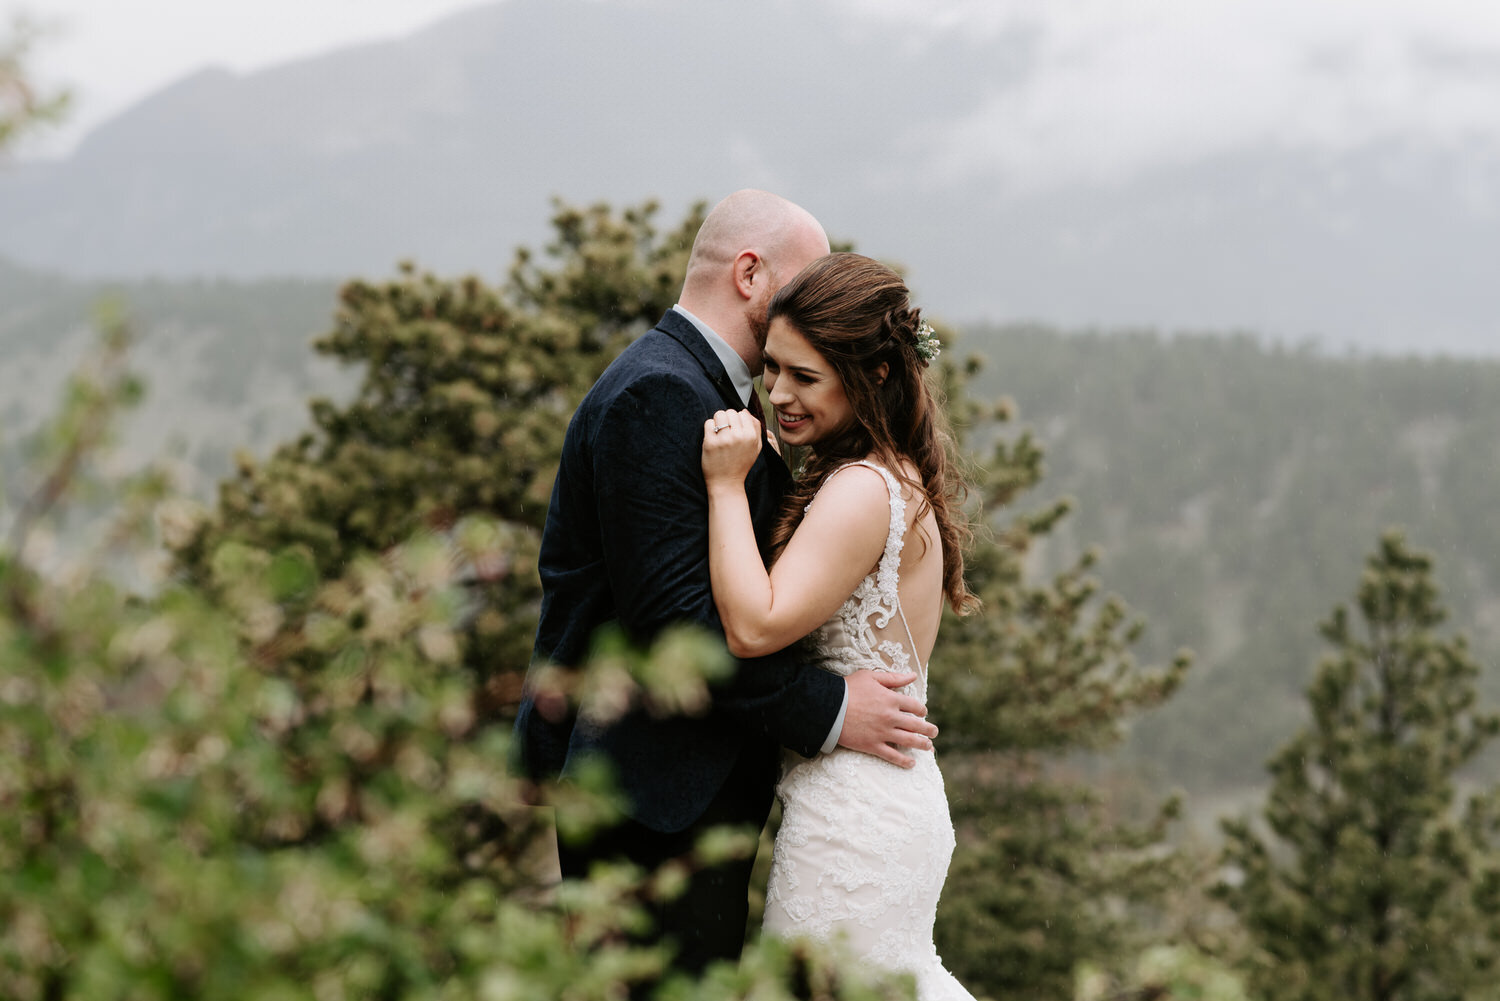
<box><xmin>513</xmin><ymin>310</ymin><xmax>846</xmax><ymax>833</ymax></box>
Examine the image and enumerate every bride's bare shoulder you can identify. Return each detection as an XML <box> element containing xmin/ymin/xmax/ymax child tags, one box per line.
<box><xmin>805</xmin><ymin>462</ymin><xmax>890</xmax><ymax>522</ymax></box>
<box><xmin>848</xmin><ymin>454</ymin><xmax>926</xmax><ymax>504</ymax></box>
<box><xmin>795</xmin><ymin>465</ymin><xmax>892</xmax><ymax>561</ymax></box>
<box><xmin>817</xmin><ymin>460</ymin><xmax>891</xmax><ymax>502</ymax></box>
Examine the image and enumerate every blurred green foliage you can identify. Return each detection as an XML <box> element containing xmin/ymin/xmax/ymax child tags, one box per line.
<box><xmin>8</xmin><ymin>23</ymin><xmax>1500</xmax><ymax>992</ymax></box>
<box><xmin>0</xmin><ymin>317</ymin><xmax>921</xmax><ymax>999</ymax></box>
<box><xmin>0</xmin><ymin>16</ymin><xmax>68</xmax><ymax>152</ymax></box>
<box><xmin>0</xmin><ymin>48</ymin><xmax>1217</xmax><ymax>992</ymax></box>
<box><xmin>0</xmin><ymin>195</ymin><xmax>1204</xmax><ymax>997</ymax></box>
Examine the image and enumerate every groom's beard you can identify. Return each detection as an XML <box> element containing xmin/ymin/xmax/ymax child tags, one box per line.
<box><xmin>746</xmin><ymin>305</ymin><xmax>770</xmax><ymax>354</ymax></box>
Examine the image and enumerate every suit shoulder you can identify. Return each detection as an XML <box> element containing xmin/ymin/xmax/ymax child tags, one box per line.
<box><xmin>596</xmin><ymin>370</ymin><xmax>714</xmax><ymax>434</ymax></box>
<box><xmin>589</xmin><ymin>335</ymin><xmax>713</xmax><ymax>407</ymax></box>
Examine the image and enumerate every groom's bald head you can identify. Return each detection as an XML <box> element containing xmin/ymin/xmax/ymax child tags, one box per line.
<box><xmin>679</xmin><ymin>190</ymin><xmax>829</xmax><ymax>365</ymax></box>
<box><xmin>685</xmin><ymin>190</ymin><xmax>828</xmax><ymax>289</ymax></box>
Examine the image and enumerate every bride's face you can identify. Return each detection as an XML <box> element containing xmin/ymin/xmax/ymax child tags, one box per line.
<box><xmin>763</xmin><ymin>318</ymin><xmax>857</xmax><ymax>448</ymax></box>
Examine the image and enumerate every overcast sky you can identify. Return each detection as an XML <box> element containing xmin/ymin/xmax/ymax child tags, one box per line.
<box><xmin>916</xmin><ymin>0</ymin><xmax>1500</xmax><ymax>193</ymax></box>
<box><xmin>12</xmin><ymin>0</ymin><xmax>1500</xmax><ymax>190</ymax></box>
<box><xmin>9</xmin><ymin>0</ymin><xmax>489</xmax><ymax>155</ymax></box>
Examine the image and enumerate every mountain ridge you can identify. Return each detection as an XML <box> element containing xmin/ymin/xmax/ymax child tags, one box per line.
<box><xmin>2</xmin><ymin>0</ymin><xmax>1497</xmax><ymax>354</ymax></box>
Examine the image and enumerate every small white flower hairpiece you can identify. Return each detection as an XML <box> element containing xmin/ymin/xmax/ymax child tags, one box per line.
<box><xmin>913</xmin><ymin>320</ymin><xmax>942</xmax><ymax>364</ymax></box>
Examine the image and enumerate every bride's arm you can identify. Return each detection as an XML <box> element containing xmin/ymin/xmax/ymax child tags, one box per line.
<box><xmin>703</xmin><ymin>410</ymin><xmax>890</xmax><ymax>658</ymax></box>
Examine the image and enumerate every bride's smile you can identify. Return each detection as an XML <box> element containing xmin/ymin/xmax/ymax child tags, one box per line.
<box><xmin>763</xmin><ymin>317</ymin><xmax>857</xmax><ymax>446</ymax></box>
<box><xmin>775</xmin><ymin>411</ymin><xmax>810</xmax><ymax>430</ymax></box>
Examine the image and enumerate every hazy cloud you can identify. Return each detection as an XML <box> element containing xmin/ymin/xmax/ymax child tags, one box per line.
<box><xmin>835</xmin><ymin>0</ymin><xmax>1500</xmax><ymax>194</ymax></box>
<box><xmin>17</xmin><ymin>0</ymin><xmax>487</xmax><ymax>156</ymax></box>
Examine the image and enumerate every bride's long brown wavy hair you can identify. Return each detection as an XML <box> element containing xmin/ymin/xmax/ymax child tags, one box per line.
<box><xmin>766</xmin><ymin>253</ymin><xmax>978</xmax><ymax>614</ymax></box>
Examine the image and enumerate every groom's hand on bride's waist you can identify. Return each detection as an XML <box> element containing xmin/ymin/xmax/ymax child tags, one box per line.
<box><xmin>836</xmin><ymin>669</ymin><xmax>938</xmax><ymax>769</ymax></box>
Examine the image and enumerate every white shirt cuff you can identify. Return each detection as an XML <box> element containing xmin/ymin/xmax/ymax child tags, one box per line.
<box><xmin>819</xmin><ymin>681</ymin><xmax>850</xmax><ymax>755</ymax></box>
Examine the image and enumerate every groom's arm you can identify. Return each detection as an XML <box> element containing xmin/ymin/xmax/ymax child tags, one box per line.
<box><xmin>592</xmin><ymin>373</ymin><xmax>845</xmax><ymax>756</ymax></box>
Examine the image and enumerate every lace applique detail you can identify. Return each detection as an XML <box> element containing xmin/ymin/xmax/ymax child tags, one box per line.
<box><xmin>801</xmin><ymin>461</ymin><xmax>926</xmax><ymax>700</ymax></box>
<box><xmin>764</xmin><ymin>461</ymin><xmax>972</xmax><ymax>1000</ymax></box>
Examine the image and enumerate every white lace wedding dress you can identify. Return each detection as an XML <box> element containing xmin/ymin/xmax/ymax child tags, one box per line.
<box><xmin>762</xmin><ymin>461</ymin><xmax>973</xmax><ymax>1000</ymax></box>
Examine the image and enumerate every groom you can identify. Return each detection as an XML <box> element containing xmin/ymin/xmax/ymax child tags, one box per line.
<box><xmin>513</xmin><ymin>189</ymin><xmax>938</xmax><ymax>972</ymax></box>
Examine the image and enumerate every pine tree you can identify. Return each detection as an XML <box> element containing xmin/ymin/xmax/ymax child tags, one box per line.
<box><xmin>0</xmin><ymin>64</ymin><xmax>910</xmax><ymax>988</ymax></box>
<box><xmin>171</xmin><ymin>199</ymin><xmax>705</xmax><ymax>717</ymax></box>
<box><xmin>1218</xmin><ymin>530</ymin><xmax>1500</xmax><ymax>1001</ymax></box>
<box><xmin>0</xmin><ymin>331</ymin><xmax>917</xmax><ymax>999</ymax></box>
<box><xmin>0</xmin><ymin>264</ymin><xmax>909</xmax><ymax>1001</ymax></box>
<box><xmin>931</xmin><ymin>400</ymin><xmax>1191</xmax><ymax>999</ymax></box>
<box><xmin>167</xmin><ymin>198</ymin><xmax>1192</xmax><ymax>995</ymax></box>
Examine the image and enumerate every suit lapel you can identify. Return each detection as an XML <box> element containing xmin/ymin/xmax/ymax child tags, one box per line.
<box><xmin>656</xmin><ymin>310</ymin><xmax>748</xmax><ymax>413</ymax></box>
<box><xmin>654</xmin><ymin>310</ymin><xmax>793</xmax><ymax>493</ymax></box>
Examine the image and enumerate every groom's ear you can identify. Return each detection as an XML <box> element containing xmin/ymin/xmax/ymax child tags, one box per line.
<box><xmin>733</xmin><ymin>250</ymin><xmax>762</xmax><ymax>300</ymax></box>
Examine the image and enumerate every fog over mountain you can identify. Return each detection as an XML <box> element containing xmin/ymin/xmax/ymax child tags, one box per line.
<box><xmin>4</xmin><ymin>0</ymin><xmax>1499</xmax><ymax>354</ymax></box>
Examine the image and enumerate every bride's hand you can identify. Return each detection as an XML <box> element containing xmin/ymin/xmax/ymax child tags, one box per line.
<box><xmin>702</xmin><ymin>408</ymin><xmax>762</xmax><ymax>487</ymax></box>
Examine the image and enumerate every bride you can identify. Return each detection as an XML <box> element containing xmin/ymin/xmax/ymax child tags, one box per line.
<box><xmin>701</xmin><ymin>253</ymin><xmax>977</xmax><ymax>999</ymax></box>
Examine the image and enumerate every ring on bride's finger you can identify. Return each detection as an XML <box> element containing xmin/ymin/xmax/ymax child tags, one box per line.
<box><xmin>713</xmin><ymin>424</ymin><xmax>730</xmax><ymax>433</ymax></box>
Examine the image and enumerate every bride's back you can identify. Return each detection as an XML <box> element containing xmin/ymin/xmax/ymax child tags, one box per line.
<box><xmin>807</xmin><ymin>456</ymin><xmax>946</xmax><ymax>682</ymax></box>
<box><xmin>896</xmin><ymin>481</ymin><xmax>946</xmax><ymax>668</ymax></box>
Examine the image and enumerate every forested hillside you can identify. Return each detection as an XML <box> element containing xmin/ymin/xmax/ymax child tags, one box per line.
<box><xmin>965</xmin><ymin>326</ymin><xmax>1500</xmax><ymax>793</ymax></box>
<box><xmin>0</xmin><ymin>258</ymin><xmax>345</xmax><ymax>495</ymax></box>
<box><xmin>5</xmin><ymin>260</ymin><xmax>1498</xmax><ymax>798</ymax></box>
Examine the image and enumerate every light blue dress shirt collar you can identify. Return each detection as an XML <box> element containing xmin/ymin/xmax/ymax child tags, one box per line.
<box><xmin>672</xmin><ymin>304</ymin><xmax>755</xmax><ymax>408</ymax></box>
